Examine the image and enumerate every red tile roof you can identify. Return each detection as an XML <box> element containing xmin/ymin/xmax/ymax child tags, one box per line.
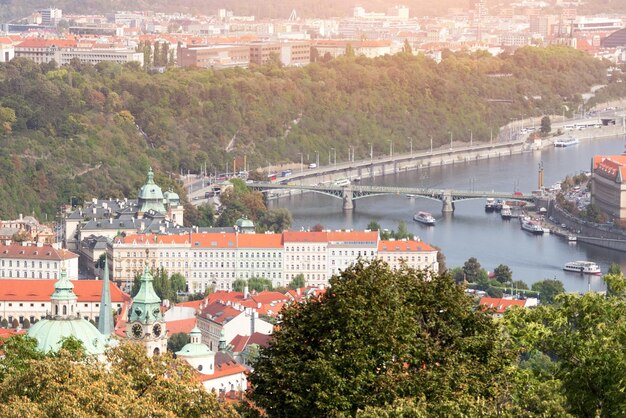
<box><xmin>199</xmin><ymin>301</ymin><xmax>243</xmax><ymax>325</ymax></box>
<box><xmin>236</xmin><ymin>234</ymin><xmax>283</xmax><ymax>248</ymax></box>
<box><xmin>165</xmin><ymin>317</ymin><xmax>197</xmax><ymax>335</ymax></box>
<box><xmin>0</xmin><ymin>243</ymin><xmax>78</xmax><ymax>261</ymax></box>
<box><xmin>229</xmin><ymin>332</ymin><xmax>271</xmax><ymax>353</ymax></box>
<box><xmin>479</xmin><ymin>297</ymin><xmax>525</xmax><ymax>314</ymax></box>
<box><xmin>0</xmin><ymin>279</ymin><xmax>130</xmax><ymax>303</ymax></box>
<box><xmin>196</xmin><ymin>360</ymin><xmax>247</xmax><ymax>381</ymax></box>
<box><xmin>283</xmin><ymin>231</ymin><xmax>328</xmax><ymax>243</ymax></box>
<box><xmin>17</xmin><ymin>39</ymin><xmax>77</xmax><ymax>48</ymax></box>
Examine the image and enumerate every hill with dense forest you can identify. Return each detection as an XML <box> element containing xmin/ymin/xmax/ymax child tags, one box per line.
<box><xmin>0</xmin><ymin>46</ymin><xmax>609</xmax><ymax>221</ymax></box>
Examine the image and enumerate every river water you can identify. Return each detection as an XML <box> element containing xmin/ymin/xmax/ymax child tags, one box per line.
<box><xmin>270</xmin><ymin>134</ymin><xmax>626</xmax><ymax>292</ymax></box>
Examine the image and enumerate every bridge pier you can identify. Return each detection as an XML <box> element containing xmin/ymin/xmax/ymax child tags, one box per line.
<box><xmin>442</xmin><ymin>190</ymin><xmax>455</xmax><ymax>213</ymax></box>
<box><xmin>342</xmin><ymin>186</ymin><xmax>354</xmax><ymax>211</ymax></box>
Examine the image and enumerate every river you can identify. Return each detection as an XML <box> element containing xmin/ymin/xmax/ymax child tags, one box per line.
<box><xmin>269</xmin><ymin>134</ymin><xmax>626</xmax><ymax>292</ymax></box>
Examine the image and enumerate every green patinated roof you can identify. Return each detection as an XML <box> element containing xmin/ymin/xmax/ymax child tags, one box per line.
<box><xmin>27</xmin><ymin>318</ymin><xmax>108</xmax><ymax>355</ymax></box>
<box><xmin>236</xmin><ymin>218</ymin><xmax>255</xmax><ymax>228</ymax></box>
<box><xmin>138</xmin><ymin>168</ymin><xmax>166</xmax><ymax>213</ymax></box>
<box><xmin>176</xmin><ymin>327</ymin><xmax>213</xmax><ymax>358</ymax></box>
<box><xmin>51</xmin><ymin>269</ymin><xmax>76</xmax><ymax>302</ymax></box>
<box><xmin>129</xmin><ymin>264</ymin><xmax>162</xmax><ymax>323</ymax></box>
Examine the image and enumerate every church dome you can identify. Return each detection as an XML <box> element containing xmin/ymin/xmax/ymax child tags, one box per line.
<box><xmin>138</xmin><ymin>168</ymin><xmax>166</xmax><ymax>214</ymax></box>
<box><xmin>27</xmin><ymin>318</ymin><xmax>108</xmax><ymax>355</ymax></box>
<box><xmin>176</xmin><ymin>327</ymin><xmax>213</xmax><ymax>358</ymax></box>
<box><xmin>138</xmin><ymin>168</ymin><xmax>165</xmax><ymax>201</ymax></box>
<box><xmin>235</xmin><ymin>217</ymin><xmax>255</xmax><ymax>228</ymax></box>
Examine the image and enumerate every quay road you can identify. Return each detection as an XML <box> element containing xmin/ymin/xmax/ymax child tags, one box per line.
<box><xmin>186</xmin><ymin>108</ymin><xmax>626</xmax><ymax>205</ymax></box>
<box><xmin>248</xmin><ymin>182</ymin><xmax>535</xmax><ymax>212</ymax></box>
<box><xmin>188</xmin><ymin>138</ymin><xmax>531</xmax><ymax>204</ymax></box>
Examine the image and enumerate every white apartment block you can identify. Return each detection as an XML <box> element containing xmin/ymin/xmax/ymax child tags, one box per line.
<box><xmin>111</xmin><ymin>231</ymin><xmax>439</xmax><ymax>291</ymax></box>
<box><xmin>0</xmin><ymin>242</ymin><xmax>78</xmax><ymax>280</ymax></box>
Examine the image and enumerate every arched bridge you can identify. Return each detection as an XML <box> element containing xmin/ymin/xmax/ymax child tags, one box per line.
<box><xmin>248</xmin><ymin>182</ymin><xmax>535</xmax><ymax>212</ymax></box>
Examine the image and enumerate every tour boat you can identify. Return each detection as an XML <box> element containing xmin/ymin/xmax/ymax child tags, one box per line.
<box><xmin>494</xmin><ymin>199</ymin><xmax>504</xmax><ymax>212</ymax></box>
<box><xmin>500</xmin><ymin>205</ymin><xmax>512</xmax><ymax>220</ymax></box>
<box><xmin>413</xmin><ymin>211</ymin><xmax>436</xmax><ymax>226</ymax></box>
<box><xmin>333</xmin><ymin>178</ymin><xmax>351</xmax><ymax>187</ymax></box>
<box><xmin>485</xmin><ymin>198</ymin><xmax>495</xmax><ymax>212</ymax></box>
<box><xmin>554</xmin><ymin>137</ymin><xmax>579</xmax><ymax>147</ymax></box>
<box><xmin>563</xmin><ymin>261</ymin><xmax>601</xmax><ymax>275</ymax></box>
<box><xmin>520</xmin><ymin>218</ymin><xmax>544</xmax><ymax>235</ymax></box>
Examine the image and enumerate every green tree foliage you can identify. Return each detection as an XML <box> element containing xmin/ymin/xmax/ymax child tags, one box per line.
<box><xmin>248</xmin><ymin>260</ymin><xmax>513</xmax><ymax>417</ymax></box>
<box><xmin>0</xmin><ymin>47</ymin><xmax>609</xmax><ymax>220</ymax></box>
<box><xmin>233</xmin><ymin>277</ymin><xmax>273</xmax><ymax>293</ymax></box>
<box><xmin>540</xmin><ymin>115</ymin><xmax>551</xmax><ymax>135</ymax></box>
<box><xmin>167</xmin><ymin>332</ymin><xmax>190</xmax><ymax>353</ymax></box>
<box><xmin>257</xmin><ymin>208</ymin><xmax>292</xmax><ymax>233</ymax></box>
<box><xmin>130</xmin><ymin>267</ymin><xmax>186</xmax><ymax>303</ymax></box>
<box><xmin>288</xmin><ymin>273</ymin><xmax>305</xmax><ymax>289</ymax></box>
<box><xmin>366</xmin><ymin>220</ymin><xmax>381</xmax><ymax>231</ymax></box>
<box><xmin>196</xmin><ymin>203</ymin><xmax>215</xmax><ymax>227</ymax></box>
<box><xmin>463</xmin><ymin>257</ymin><xmax>482</xmax><ymax>281</ymax></box>
<box><xmin>503</xmin><ymin>292</ymin><xmax>626</xmax><ymax>417</ymax></box>
<box><xmin>531</xmin><ymin>279</ymin><xmax>565</xmax><ymax>303</ymax></box>
<box><xmin>402</xmin><ymin>39</ymin><xmax>413</xmax><ymax>55</ymax></box>
<box><xmin>493</xmin><ymin>264</ymin><xmax>513</xmax><ymax>284</ymax></box>
<box><xmin>0</xmin><ymin>338</ymin><xmax>236</xmax><ymax>417</ymax></box>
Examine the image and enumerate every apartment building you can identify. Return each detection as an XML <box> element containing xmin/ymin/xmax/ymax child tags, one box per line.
<box><xmin>378</xmin><ymin>239</ymin><xmax>439</xmax><ymax>273</ymax></box>
<box><xmin>177</xmin><ymin>44</ymin><xmax>250</xmax><ymax>69</ymax></box>
<box><xmin>110</xmin><ymin>231</ymin><xmax>439</xmax><ymax>291</ymax></box>
<box><xmin>0</xmin><ymin>242</ymin><xmax>78</xmax><ymax>280</ymax></box>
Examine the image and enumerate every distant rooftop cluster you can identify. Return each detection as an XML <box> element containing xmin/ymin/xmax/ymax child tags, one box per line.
<box><xmin>0</xmin><ymin>4</ymin><xmax>623</xmax><ymax>69</ymax></box>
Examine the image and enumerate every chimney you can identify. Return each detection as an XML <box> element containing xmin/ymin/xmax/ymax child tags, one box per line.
<box><xmin>244</xmin><ymin>284</ymin><xmax>249</xmax><ymax>299</ymax></box>
<box><xmin>19</xmin><ymin>213</ymin><xmax>22</xmax><ymax>220</ymax></box>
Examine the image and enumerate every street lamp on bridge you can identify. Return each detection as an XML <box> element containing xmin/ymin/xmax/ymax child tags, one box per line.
<box><xmin>449</xmin><ymin>131</ymin><xmax>453</xmax><ymax>150</ymax></box>
<box><xmin>408</xmin><ymin>137</ymin><xmax>413</xmax><ymax>156</ymax></box>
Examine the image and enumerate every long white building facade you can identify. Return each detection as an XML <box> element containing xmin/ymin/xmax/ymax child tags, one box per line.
<box><xmin>111</xmin><ymin>231</ymin><xmax>438</xmax><ymax>292</ymax></box>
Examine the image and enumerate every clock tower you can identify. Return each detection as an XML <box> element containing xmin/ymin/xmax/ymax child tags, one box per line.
<box><xmin>126</xmin><ymin>264</ymin><xmax>167</xmax><ymax>356</ymax></box>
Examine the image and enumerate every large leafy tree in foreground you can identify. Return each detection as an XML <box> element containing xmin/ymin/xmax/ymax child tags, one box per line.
<box><xmin>504</xmin><ymin>273</ymin><xmax>626</xmax><ymax>417</ymax></box>
<box><xmin>248</xmin><ymin>260</ymin><xmax>513</xmax><ymax>417</ymax></box>
<box><xmin>0</xmin><ymin>337</ymin><xmax>237</xmax><ymax>417</ymax></box>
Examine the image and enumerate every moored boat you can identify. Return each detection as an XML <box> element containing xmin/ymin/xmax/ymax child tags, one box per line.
<box><xmin>494</xmin><ymin>199</ymin><xmax>504</xmax><ymax>212</ymax></box>
<box><xmin>520</xmin><ymin>217</ymin><xmax>544</xmax><ymax>235</ymax></box>
<box><xmin>563</xmin><ymin>261</ymin><xmax>601</xmax><ymax>275</ymax></box>
<box><xmin>413</xmin><ymin>211</ymin><xmax>436</xmax><ymax>226</ymax></box>
<box><xmin>501</xmin><ymin>205</ymin><xmax>512</xmax><ymax>220</ymax></box>
<box><xmin>554</xmin><ymin>136</ymin><xmax>579</xmax><ymax>148</ymax></box>
<box><xmin>485</xmin><ymin>198</ymin><xmax>495</xmax><ymax>212</ymax></box>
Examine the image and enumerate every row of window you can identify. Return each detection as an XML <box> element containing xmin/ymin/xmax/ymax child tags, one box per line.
<box><xmin>0</xmin><ymin>270</ymin><xmax>56</xmax><ymax>279</ymax></box>
<box><xmin>1</xmin><ymin>260</ymin><xmax>57</xmax><ymax>269</ymax></box>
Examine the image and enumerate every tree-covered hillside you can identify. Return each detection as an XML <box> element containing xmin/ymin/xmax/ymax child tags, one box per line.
<box><xmin>0</xmin><ymin>46</ymin><xmax>608</xmax><ymax>220</ymax></box>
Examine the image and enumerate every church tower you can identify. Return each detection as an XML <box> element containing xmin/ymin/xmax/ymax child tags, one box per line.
<box><xmin>126</xmin><ymin>264</ymin><xmax>167</xmax><ymax>356</ymax></box>
<box><xmin>51</xmin><ymin>267</ymin><xmax>79</xmax><ymax>319</ymax></box>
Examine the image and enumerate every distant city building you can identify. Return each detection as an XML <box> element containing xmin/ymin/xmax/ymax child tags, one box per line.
<box><xmin>37</xmin><ymin>8</ymin><xmax>62</xmax><ymax>27</ymax></box>
<box><xmin>110</xmin><ymin>230</ymin><xmax>439</xmax><ymax>293</ymax></box>
<box><xmin>177</xmin><ymin>44</ymin><xmax>250</xmax><ymax>69</ymax></box>
<box><xmin>591</xmin><ymin>155</ymin><xmax>626</xmax><ymax>220</ymax></box>
<box><xmin>0</xmin><ymin>242</ymin><xmax>78</xmax><ymax>280</ymax></box>
<box><xmin>14</xmin><ymin>39</ymin><xmax>143</xmax><ymax>66</ymax></box>
<box><xmin>602</xmin><ymin>28</ymin><xmax>626</xmax><ymax>48</ymax></box>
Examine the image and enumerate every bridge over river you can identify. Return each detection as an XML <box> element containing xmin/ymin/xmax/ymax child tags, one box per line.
<box><xmin>248</xmin><ymin>182</ymin><xmax>535</xmax><ymax>212</ymax></box>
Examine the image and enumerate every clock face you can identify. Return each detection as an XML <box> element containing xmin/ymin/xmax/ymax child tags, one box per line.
<box><xmin>132</xmin><ymin>323</ymin><xmax>143</xmax><ymax>339</ymax></box>
<box><xmin>153</xmin><ymin>323</ymin><xmax>162</xmax><ymax>338</ymax></box>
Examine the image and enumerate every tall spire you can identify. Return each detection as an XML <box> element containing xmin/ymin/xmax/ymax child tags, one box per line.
<box><xmin>98</xmin><ymin>257</ymin><xmax>114</xmax><ymax>336</ymax></box>
<box><xmin>147</xmin><ymin>167</ymin><xmax>155</xmax><ymax>184</ymax></box>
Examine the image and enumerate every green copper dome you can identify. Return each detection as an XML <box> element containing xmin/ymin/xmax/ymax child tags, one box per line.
<box><xmin>138</xmin><ymin>168</ymin><xmax>166</xmax><ymax>214</ymax></box>
<box><xmin>176</xmin><ymin>327</ymin><xmax>213</xmax><ymax>358</ymax></box>
<box><xmin>27</xmin><ymin>318</ymin><xmax>108</xmax><ymax>355</ymax></box>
